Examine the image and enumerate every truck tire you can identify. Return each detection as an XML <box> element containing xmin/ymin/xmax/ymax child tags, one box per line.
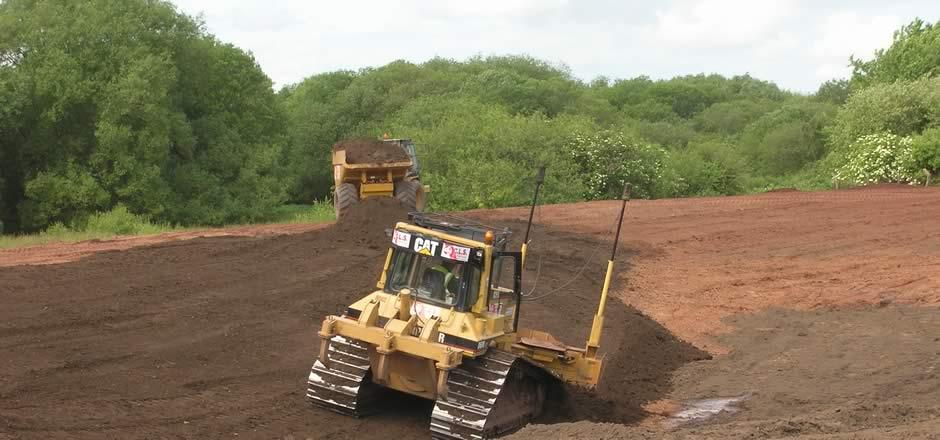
<box><xmin>334</xmin><ymin>183</ymin><xmax>359</xmax><ymax>219</ymax></box>
<box><xmin>394</xmin><ymin>180</ymin><xmax>425</xmax><ymax>212</ymax></box>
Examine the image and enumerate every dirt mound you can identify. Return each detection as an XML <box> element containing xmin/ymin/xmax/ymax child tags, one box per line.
<box><xmin>333</xmin><ymin>138</ymin><xmax>410</xmax><ymax>164</ymax></box>
<box><xmin>475</xmin><ymin>218</ymin><xmax>709</xmax><ymax>425</ymax></box>
<box><xmin>333</xmin><ymin>197</ymin><xmax>410</xmax><ymax>248</ymax></box>
<box><xmin>510</xmin><ymin>305</ymin><xmax>940</xmax><ymax>439</ymax></box>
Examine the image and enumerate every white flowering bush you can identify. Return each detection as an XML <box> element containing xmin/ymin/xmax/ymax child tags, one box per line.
<box><xmin>567</xmin><ymin>131</ymin><xmax>668</xmax><ymax>199</ymax></box>
<box><xmin>833</xmin><ymin>133</ymin><xmax>920</xmax><ymax>185</ymax></box>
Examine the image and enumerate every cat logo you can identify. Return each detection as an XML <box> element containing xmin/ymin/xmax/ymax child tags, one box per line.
<box><xmin>413</xmin><ymin>237</ymin><xmax>440</xmax><ymax>256</ymax></box>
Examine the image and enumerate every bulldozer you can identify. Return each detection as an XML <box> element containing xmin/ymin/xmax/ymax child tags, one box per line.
<box><xmin>307</xmin><ymin>171</ymin><xmax>630</xmax><ymax>439</ymax></box>
<box><xmin>332</xmin><ymin>137</ymin><xmax>427</xmax><ymax>218</ymax></box>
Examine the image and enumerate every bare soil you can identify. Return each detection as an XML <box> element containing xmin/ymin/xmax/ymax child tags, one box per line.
<box><xmin>0</xmin><ymin>223</ymin><xmax>324</xmax><ymax>268</ymax></box>
<box><xmin>510</xmin><ymin>305</ymin><xmax>940</xmax><ymax>439</ymax></box>
<box><xmin>333</xmin><ymin>138</ymin><xmax>410</xmax><ymax>164</ymax></box>
<box><xmin>2</xmin><ymin>185</ymin><xmax>939</xmax><ymax>439</ymax></box>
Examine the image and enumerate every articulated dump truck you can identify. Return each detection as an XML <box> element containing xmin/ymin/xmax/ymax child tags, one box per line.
<box><xmin>308</xmin><ymin>174</ymin><xmax>631</xmax><ymax>439</ymax></box>
<box><xmin>332</xmin><ymin>137</ymin><xmax>427</xmax><ymax>218</ymax></box>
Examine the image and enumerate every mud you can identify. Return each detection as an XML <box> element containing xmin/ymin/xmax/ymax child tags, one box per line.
<box><xmin>333</xmin><ymin>138</ymin><xmax>410</xmax><ymax>164</ymax></box>
<box><xmin>0</xmin><ymin>200</ymin><xmax>700</xmax><ymax>439</ymax></box>
<box><xmin>510</xmin><ymin>305</ymin><xmax>940</xmax><ymax>439</ymax></box>
<box><xmin>488</xmin><ymin>219</ymin><xmax>709</xmax><ymax>424</ymax></box>
<box><xmin>2</xmin><ymin>186</ymin><xmax>939</xmax><ymax>439</ymax></box>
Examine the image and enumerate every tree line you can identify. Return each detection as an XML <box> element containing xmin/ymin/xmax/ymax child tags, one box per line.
<box><xmin>1</xmin><ymin>0</ymin><xmax>938</xmax><ymax>234</ymax></box>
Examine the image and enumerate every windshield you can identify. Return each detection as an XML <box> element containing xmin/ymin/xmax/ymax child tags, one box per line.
<box><xmin>387</xmin><ymin>250</ymin><xmax>467</xmax><ymax>307</ymax></box>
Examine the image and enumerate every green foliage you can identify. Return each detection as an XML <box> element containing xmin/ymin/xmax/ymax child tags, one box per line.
<box><xmin>851</xmin><ymin>19</ymin><xmax>940</xmax><ymax>88</ymax></box>
<box><xmin>740</xmin><ymin>101</ymin><xmax>837</xmax><ymax>175</ymax></box>
<box><xmin>631</xmin><ymin>120</ymin><xmax>697</xmax><ymax>149</ymax></box>
<box><xmin>0</xmin><ymin>0</ymin><xmax>287</xmax><ymax>232</ymax></box>
<box><xmin>911</xmin><ymin>128</ymin><xmax>940</xmax><ymax>177</ymax></box>
<box><xmin>83</xmin><ymin>205</ymin><xmax>168</xmax><ymax>236</ymax></box>
<box><xmin>567</xmin><ymin>131</ymin><xmax>668</xmax><ymax>200</ymax></box>
<box><xmin>0</xmin><ymin>206</ymin><xmax>178</xmax><ymax>249</ymax></box>
<box><xmin>695</xmin><ymin>99</ymin><xmax>777</xmax><ymax>135</ymax></box>
<box><xmin>381</xmin><ymin>96</ymin><xmax>592</xmax><ymax>210</ymax></box>
<box><xmin>266</xmin><ymin>202</ymin><xmax>335</xmax><ymax>224</ymax></box>
<box><xmin>814</xmin><ymin>79</ymin><xmax>851</xmax><ymax>105</ymax></box>
<box><xmin>6</xmin><ymin>3</ymin><xmax>937</xmax><ymax>236</ymax></box>
<box><xmin>742</xmin><ymin>162</ymin><xmax>834</xmax><ymax>193</ymax></box>
<box><xmin>833</xmin><ymin>133</ymin><xmax>919</xmax><ymax>185</ymax></box>
<box><xmin>665</xmin><ymin>140</ymin><xmax>746</xmax><ymax>196</ymax></box>
<box><xmin>826</xmin><ymin>78</ymin><xmax>940</xmax><ymax>151</ymax></box>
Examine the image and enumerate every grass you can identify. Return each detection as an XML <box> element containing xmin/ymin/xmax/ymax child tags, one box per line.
<box><xmin>0</xmin><ymin>201</ymin><xmax>337</xmax><ymax>250</ymax></box>
<box><xmin>265</xmin><ymin>201</ymin><xmax>335</xmax><ymax>224</ymax></box>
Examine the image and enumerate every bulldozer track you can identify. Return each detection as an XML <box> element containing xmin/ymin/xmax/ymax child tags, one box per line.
<box><xmin>306</xmin><ymin>336</ymin><xmax>382</xmax><ymax>417</ymax></box>
<box><xmin>430</xmin><ymin>350</ymin><xmax>546</xmax><ymax>440</ymax></box>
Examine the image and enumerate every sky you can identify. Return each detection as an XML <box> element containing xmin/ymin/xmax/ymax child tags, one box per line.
<box><xmin>171</xmin><ymin>0</ymin><xmax>940</xmax><ymax>93</ymax></box>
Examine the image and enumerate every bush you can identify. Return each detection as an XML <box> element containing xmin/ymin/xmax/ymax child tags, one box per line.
<box><xmin>83</xmin><ymin>205</ymin><xmax>166</xmax><ymax>235</ymax></box>
<box><xmin>567</xmin><ymin>131</ymin><xmax>668</xmax><ymax>199</ymax></box>
<box><xmin>833</xmin><ymin>133</ymin><xmax>920</xmax><ymax>185</ymax></box>
<box><xmin>826</xmin><ymin>79</ymin><xmax>939</xmax><ymax>151</ymax></box>
<box><xmin>696</xmin><ymin>100</ymin><xmax>777</xmax><ymax>135</ymax></box>
<box><xmin>665</xmin><ymin>141</ymin><xmax>746</xmax><ymax>196</ymax></box>
<box><xmin>741</xmin><ymin>101</ymin><xmax>836</xmax><ymax>175</ymax></box>
<box><xmin>380</xmin><ymin>95</ymin><xmax>592</xmax><ymax>211</ymax></box>
<box><xmin>911</xmin><ymin>128</ymin><xmax>940</xmax><ymax>181</ymax></box>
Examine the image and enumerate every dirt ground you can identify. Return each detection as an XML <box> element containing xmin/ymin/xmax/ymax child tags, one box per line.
<box><xmin>0</xmin><ymin>223</ymin><xmax>324</xmax><ymax>267</ymax></box>
<box><xmin>510</xmin><ymin>305</ymin><xmax>940</xmax><ymax>439</ymax></box>
<box><xmin>2</xmin><ymin>185</ymin><xmax>939</xmax><ymax>439</ymax></box>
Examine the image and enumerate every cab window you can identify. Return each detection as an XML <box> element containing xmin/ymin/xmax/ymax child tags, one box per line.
<box><xmin>487</xmin><ymin>254</ymin><xmax>519</xmax><ymax>318</ymax></box>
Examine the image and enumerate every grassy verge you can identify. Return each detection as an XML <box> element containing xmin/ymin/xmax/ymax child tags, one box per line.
<box><xmin>0</xmin><ymin>201</ymin><xmax>336</xmax><ymax>250</ymax></box>
<box><xmin>264</xmin><ymin>201</ymin><xmax>335</xmax><ymax>224</ymax></box>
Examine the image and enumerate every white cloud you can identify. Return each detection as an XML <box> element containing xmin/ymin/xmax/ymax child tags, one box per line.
<box><xmin>813</xmin><ymin>12</ymin><xmax>901</xmax><ymax>59</ymax></box>
<box><xmin>653</xmin><ymin>0</ymin><xmax>799</xmax><ymax>48</ymax></box>
<box><xmin>810</xmin><ymin>12</ymin><xmax>902</xmax><ymax>81</ymax></box>
<box><xmin>168</xmin><ymin>0</ymin><xmax>938</xmax><ymax>92</ymax></box>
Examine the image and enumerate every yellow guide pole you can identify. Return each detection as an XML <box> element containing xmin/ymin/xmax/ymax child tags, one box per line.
<box><xmin>521</xmin><ymin>167</ymin><xmax>545</xmax><ymax>269</ymax></box>
<box><xmin>585</xmin><ymin>184</ymin><xmax>630</xmax><ymax>358</ymax></box>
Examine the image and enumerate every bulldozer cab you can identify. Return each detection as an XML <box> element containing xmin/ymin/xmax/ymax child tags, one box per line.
<box><xmin>385</xmin><ymin>213</ymin><xmax>520</xmax><ymax>327</ymax></box>
<box><xmin>385</xmin><ymin>246</ymin><xmax>481</xmax><ymax>311</ymax></box>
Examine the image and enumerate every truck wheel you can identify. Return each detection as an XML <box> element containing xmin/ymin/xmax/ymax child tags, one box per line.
<box><xmin>334</xmin><ymin>183</ymin><xmax>358</xmax><ymax>218</ymax></box>
<box><xmin>394</xmin><ymin>180</ymin><xmax>425</xmax><ymax>212</ymax></box>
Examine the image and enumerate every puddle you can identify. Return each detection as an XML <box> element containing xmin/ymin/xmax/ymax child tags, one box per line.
<box><xmin>664</xmin><ymin>394</ymin><xmax>749</xmax><ymax>428</ymax></box>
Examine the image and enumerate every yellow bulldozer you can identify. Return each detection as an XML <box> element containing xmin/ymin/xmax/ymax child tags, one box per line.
<box><xmin>307</xmin><ymin>171</ymin><xmax>630</xmax><ymax>439</ymax></box>
<box><xmin>331</xmin><ymin>137</ymin><xmax>428</xmax><ymax>218</ymax></box>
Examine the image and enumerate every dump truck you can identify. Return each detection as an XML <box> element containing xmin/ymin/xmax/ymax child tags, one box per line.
<box><xmin>307</xmin><ymin>172</ymin><xmax>631</xmax><ymax>439</ymax></box>
<box><xmin>332</xmin><ymin>137</ymin><xmax>427</xmax><ymax>217</ymax></box>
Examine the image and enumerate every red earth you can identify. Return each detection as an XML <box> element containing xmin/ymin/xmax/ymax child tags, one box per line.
<box><xmin>2</xmin><ymin>185</ymin><xmax>938</xmax><ymax>439</ymax></box>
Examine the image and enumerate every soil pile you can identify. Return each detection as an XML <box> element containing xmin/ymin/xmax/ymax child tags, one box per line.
<box><xmin>332</xmin><ymin>197</ymin><xmax>410</xmax><ymax>248</ymax></box>
<box><xmin>510</xmin><ymin>305</ymin><xmax>940</xmax><ymax>439</ymax></box>
<box><xmin>333</xmin><ymin>138</ymin><xmax>410</xmax><ymax>164</ymax></box>
<box><xmin>477</xmin><ymin>218</ymin><xmax>709</xmax><ymax>425</ymax></box>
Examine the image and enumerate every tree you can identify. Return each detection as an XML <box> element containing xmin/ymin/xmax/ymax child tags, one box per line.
<box><xmin>826</xmin><ymin>78</ymin><xmax>940</xmax><ymax>152</ymax></box>
<box><xmin>815</xmin><ymin>79</ymin><xmax>851</xmax><ymax>105</ymax></box>
<box><xmin>696</xmin><ymin>99</ymin><xmax>777</xmax><ymax>135</ymax></box>
<box><xmin>851</xmin><ymin>19</ymin><xmax>940</xmax><ymax>88</ymax></box>
<box><xmin>911</xmin><ymin>128</ymin><xmax>940</xmax><ymax>185</ymax></box>
<box><xmin>0</xmin><ymin>0</ymin><xmax>286</xmax><ymax>231</ymax></box>
<box><xmin>666</xmin><ymin>140</ymin><xmax>746</xmax><ymax>196</ymax></box>
<box><xmin>740</xmin><ymin>101</ymin><xmax>837</xmax><ymax>175</ymax></box>
<box><xmin>567</xmin><ymin>131</ymin><xmax>668</xmax><ymax>199</ymax></box>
